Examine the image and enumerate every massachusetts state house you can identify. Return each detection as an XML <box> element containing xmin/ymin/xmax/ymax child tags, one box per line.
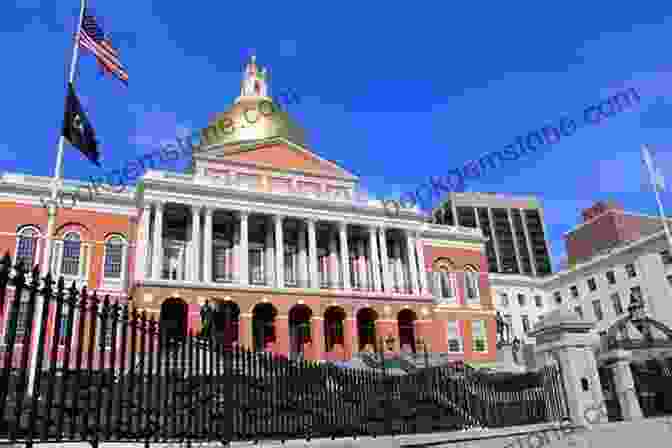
<box><xmin>0</xmin><ymin>57</ymin><xmax>496</xmax><ymax>365</ymax></box>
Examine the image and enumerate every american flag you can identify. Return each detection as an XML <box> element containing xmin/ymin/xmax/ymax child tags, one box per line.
<box><xmin>78</xmin><ymin>9</ymin><xmax>129</xmax><ymax>85</ymax></box>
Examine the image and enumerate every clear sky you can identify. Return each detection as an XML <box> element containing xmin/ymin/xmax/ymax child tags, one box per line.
<box><xmin>3</xmin><ymin>1</ymin><xmax>672</xmax><ymax>270</ymax></box>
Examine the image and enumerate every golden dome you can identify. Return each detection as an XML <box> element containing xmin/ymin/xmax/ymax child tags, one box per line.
<box><xmin>199</xmin><ymin>96</ymin><xmax>307</xmax><ymax>149</ymax></box>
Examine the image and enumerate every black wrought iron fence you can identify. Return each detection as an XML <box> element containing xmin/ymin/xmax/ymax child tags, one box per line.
<box><xmin>0</xmin><ymin>253</ymin><xmax>569</xmax><ymax>446</ymax></box>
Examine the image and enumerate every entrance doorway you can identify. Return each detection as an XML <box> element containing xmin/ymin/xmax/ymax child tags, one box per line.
<box><xmin>356</xmin><ymin>308</ymin><xmax>378</xmax><ymax>352</ymax></box>
<box><xmin>289</xmin><ymin>304</ymin><xmax>312</xmax><ymax>361</ymax></box>
<box><xmin>397</xmin><ymin>309</ymin><xmax>417</xmax><ymax>353</ymax></box>
<box><xmin>252</xmin><ymin>302</ymin><xmax>277</xmax><ymax>352</ymax></box>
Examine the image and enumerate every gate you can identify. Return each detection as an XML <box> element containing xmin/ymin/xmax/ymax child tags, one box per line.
<box><xmin>631</xmin><ymin>358</ymin><xmax>672</xmax><ymax>418</ymax></box>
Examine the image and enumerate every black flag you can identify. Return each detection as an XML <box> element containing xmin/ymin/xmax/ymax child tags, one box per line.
<box><xmin>62</xmin><ymin>83</ymin><xmax>100</xmax><ymax>167</ymax></box>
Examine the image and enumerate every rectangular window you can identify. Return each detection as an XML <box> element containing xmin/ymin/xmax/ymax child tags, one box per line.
<box><xmin>570</xmin><ymin>285</ymin><xmax>579</xmax><ymax>298</ymax></box>
<box><xmin>318</xmin><ymin>251</ymin><xmax>329</xmax><ymax>287</ymax></box>
<box><xmin>611</xmin><ymin>293</ymin><xmax>623</xmax><ymax>315</ymax></box>
<box><xmin>465</xmin><ymin>272</ymin><xmax>480</xmax><ymax>304</ymax></box>
<box><xmin>213</xmin><ymin>242</ymin><xmax>233</xmax><ymax>282</ymax></box>
<box><xmin>16</xmin><ymin>235</ymin><xmax>37</xmax><ymax>271</ymax></box>
<box><xmin>447</xmin><ymin>320</ymin><xmax>462</xmax><ymax>352</ymax></box>
<box><xmin>553</xmin><ymin>291</ymin><xmax>562</xmax><ymax>304</ymax></box>
<box><xmin>631</xmin><ymin>286</ymin><xmax>643</xmax><ymax>301</ymax></box>
<box><xmin>625</xmin><ymin>263</ymin><xmax>637</xmax><ymax>278</ymax></box>
<box><xmin>574</xmin><ymin>306</ymin><xmax>583</xmax><ymax>320</ymax></box>
<box><xmin>500</xmin><ymin>293</ymin><xmax>509</xmax><ymax>307</ymax></box>
<box><xmin>521</xmin><ymin>315</ymin><xmax>530</xmax><ymax>333</ymax></box>
<box><xmin>661</xmin><ymin>250</ymin><xmax>672</xmax><ymax>265</ymax></box>
<box><xmin>284</xmin><ymin>246</ymin><xmax>297</xmax><ymax>285</ymax></box>
<box><xmin>104</xmin><ymin>243</ymin><xmax>123</xmax><ymax>279</ymax></box>
<box><xmin>471</xmin><ymin>320</ymin><xmax>487</xmax><ymax>353</ymax></box>
<box><xmin>606</xmin><ymin>270</ymin><xmax>616</xmax><ymax>285</ymax></box>
<box><xmin>534</xmin><ymin>295</ymin><xmax>543</xmax><ymax>308</ymax></box>
<box><xmin>587</xmin><ymin>278</ymin><xmax>597</xmax><ymax>292</ymax></box>
<box><xmin>440</xmin><ymin>272</ymin><xmax>454</xmax><ymax>299</ymax></box>
<box><xmin>62</xmin><ymin>240</ymin><xmax>81</xmax><ymax>276</ymax></box>
<box><xmin>592</xmin><ymin>300</ymin><xmax>603</xmax><ymax>321</ymax></box>
<box><xmin>249</xmin><ymin>247</ymin><xmax>265</xmax><ymax>285</ymax></box>
<box><xmin>517</xmin><ymin>294</ymin><xmax>526</xmax><ymax>307</ymax></box>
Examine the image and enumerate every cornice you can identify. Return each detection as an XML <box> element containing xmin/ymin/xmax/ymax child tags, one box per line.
<box><xmin>196</xmin><ymin>136</ymin><xmax>360</xmax><ymax>182</ymax></box>
<box><xmin>141</xmin><ymin>176</ymin><xmax>440</xmax><ymax>231</ymax></box>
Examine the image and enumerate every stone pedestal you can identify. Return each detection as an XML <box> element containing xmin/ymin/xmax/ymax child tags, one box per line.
<box><xmin>529</xmin><ymin>309</ymin><xmax>606</xmax><ymax>427</ymax></box>
<box><xmin>599</xmin><ymin>349</ymin><xmax>643</xmax><ymax>421</ymax></box>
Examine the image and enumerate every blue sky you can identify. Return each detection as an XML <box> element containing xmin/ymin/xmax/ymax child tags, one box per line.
<box><xmin>3</xmin><ymin>1</ymin><xmax>672</xmax><ymax>270</ymax></box>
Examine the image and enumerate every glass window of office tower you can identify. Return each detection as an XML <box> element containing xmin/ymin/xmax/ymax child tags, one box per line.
<box><xmin>517</xmin><ymin>294</ymin><xmax>526</xmax><ymax>307</ymax></box>
<box><xmin>592</xmin><ymin>300</ymin><xmax>603</xmax><ymax>321</ymax></box>
<box><xmin>570</xmin><ymin>285</ymin><xmax>579</xmax><ymax>298</ymax></box>
<box><xmin>587</xmin><ymin>278</ymin><xmax>597</xmax><ymax>292</ymax></box>
<box><xmin>534</xmin><ymin>295</ymin><xmax>543</xmax><ymax>307</ymax></box>
<box><xmin>553</xmin><ymin>291</ymin><xmax>562</xmax><ymax>304</ymax></box>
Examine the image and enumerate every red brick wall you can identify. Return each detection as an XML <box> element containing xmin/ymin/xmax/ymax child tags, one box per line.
<box><xmin>566</xmin><ymin>211</ymin><xmax>648</xmax><ymax>265</ymax></box>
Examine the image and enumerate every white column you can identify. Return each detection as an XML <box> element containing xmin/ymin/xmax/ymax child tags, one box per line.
<box><xmin>307</xmin><ymin>219</ymin><xmax>319</xmax><ymax>289</ymax></box>
<box><xmin>191</xmin><ymin>205</ymin><xmax>202</xmax><ymax>282</ymax></box>
<box><xmin>392</xmin><ymin>240</ymin><xmax>403</xmax><ymax>292</ymax></box>
<box><xmin>151</xmin><ymin>202</ymin><xmax>164</xmax><ymax>280</ymax></box>
<box><xmin>203</xmin><ymin>207</ymin><xmax>213</xmax><ymax>283</ymax></box>
<box><xmin>265</xmin><ymin>217</ymin><xmax>275</xmax><ymax>285</ymax></box>
<box><xmin>368</xmin><ymin>227</ymin><xmax>382</xmax><ymax>292</ymax></box>
<box><xmin>406</xmin><ymin>230</ymin><xmax>420</xmax><ymax>295</ymax></box>
<box><xmin>339</xmin><ymin>222</ymin><xmax>351</xmax><ymax>290</ymax></box>
<box><xmin>415</xmin><ymin>232</ymin><xmax>428</xmax><ymax>294</ymax></box>
<box><xmin>357</xmin><ymin>239</ymin><xmax>367</xmax><ymax>290</ymax></box>
<box><xmin>328</xmin><ymin>228</ymin><xmax>340</xmax><ymax>287</ymax></box>
<box><xmin>378</xmin><ymin>228</ymin><xmax>392</xmax><ymax>292</ymax></box>
<box><xmin>135</xmin><ymin>204</ymin><xmax>151</xmax><ymax>281</ymax></box>
<box><xmin>275</xmin><ymin>215</ymin><xmax>284</xmax><ymax>288</ymax></box>
<box><xmin>233</xmin><ymin>225</ymin><xmax>240</xmax><ymax>282</ymax></box>
<box><xmin>297</xmin><ymin>221</ymin><xmax>308</xmax><ymax>287</ymax></box>
<box><xmin>239</xmin><ymin>211</ymin><xmax>249</xmax><ymax>285</ymax></box>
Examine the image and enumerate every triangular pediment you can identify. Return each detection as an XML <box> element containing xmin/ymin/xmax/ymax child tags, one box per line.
<box><xmin>199</xmin><ymin>138</ymin><xmax>358</xmax><ymax>181</ymax></box>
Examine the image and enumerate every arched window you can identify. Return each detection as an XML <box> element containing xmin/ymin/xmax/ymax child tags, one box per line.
<box><xmin>15</xmin><ymin>226</ymin><xmax>40</xmax><ymax>272</ymax></box>
<box><xmin>103</xmin><ymin>235</ymin><xmax>127</xmax><ymax>289</ymax></box>
<box><xmin>53</xmin><ymin>231</ymin><xmax>89</xmax><ymax>282</ymax></box>
<box><xmin>464</xmin><ymin>265</ymin><xmax>480</xmax><ymax>304</ymax></box>
<box><xmin>431</xmin><ymin>258</ymin><xmax>456</xmax><ymax>304</ymax></box>
<box><xmin>61</xmin><ymin>232</ymin><xmax>82</xmax><ymax>276</ymax></box>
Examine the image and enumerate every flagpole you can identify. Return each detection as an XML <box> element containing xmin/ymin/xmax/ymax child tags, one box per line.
<box><xmin>644</xmin><ymin>144</ymin><xmax>672</xmax><ymax>252</ymax></box>
<box><xmin>30</xmin><ymin>0</ymin><xmax>87</xmax><ymax>399</ymax></box>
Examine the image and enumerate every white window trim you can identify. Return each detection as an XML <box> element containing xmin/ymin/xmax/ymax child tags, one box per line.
<box><xmin>431</xmin><ymin>271</ymin><xmax>457</xmax><ymax>305</ymax></box>
<box><xmin>284</xmin><ymin>244</ymin><xmax>297</xmax><ymax>285</ymax></box>
<box><xmin>14</xmin><ymin>226</ymin><xmax>42</xmax><ymax>279</ymax></box>
<box><xmin>471</xmin><ymin>320</ymin><xmax>488</xmax><ymax>353</ymax></box>
<box><xmin>101</xmin><ymin>235</ymin><xmax>128</xmax><ymax>291</ymax></box>
<box><xmin>53</xmin><ymin>232</ymin><xmax>89</xmax><ymax>288</ymax></box>
<box><xmin>464</xmin><ymin>271</ymin><xmax>480</xmax><ymax>305</ymax></box>
<box><xmin>446</xmin><ymin>320</ymin><xmax>463</xmax><ymax>353</ymax></box>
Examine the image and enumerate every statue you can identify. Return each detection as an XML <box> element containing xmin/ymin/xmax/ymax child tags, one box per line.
<box><xmin>511</xmin><ymin>337</ymin><xmax>521</xmax><ymax>364</ymax></box>
<box><xmin>200</xmin><ymin>300</ymin><xmax>213</xmax><ymax>339</ymax></box>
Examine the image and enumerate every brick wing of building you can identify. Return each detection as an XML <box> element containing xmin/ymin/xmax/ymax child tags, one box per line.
<box><xmin>0</xmin><ymin>57</ymin><xmax>496</xmax><ymax>365</ymax></box>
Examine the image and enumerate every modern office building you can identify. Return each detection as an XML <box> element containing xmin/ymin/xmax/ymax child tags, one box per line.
<box><xmin>544</xmin><ymin>200</ymin><xmax>672</xmax><ymax>333</ymax></box>
<box><xmin>0</xmin><ymin>57</ymin><xmax>498</xmax><ymax>365</ymax></box>
<box><xmin>432</xmin><ymin>192</ymin><xmax>553</xmax><ymax>276</ymax></box>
